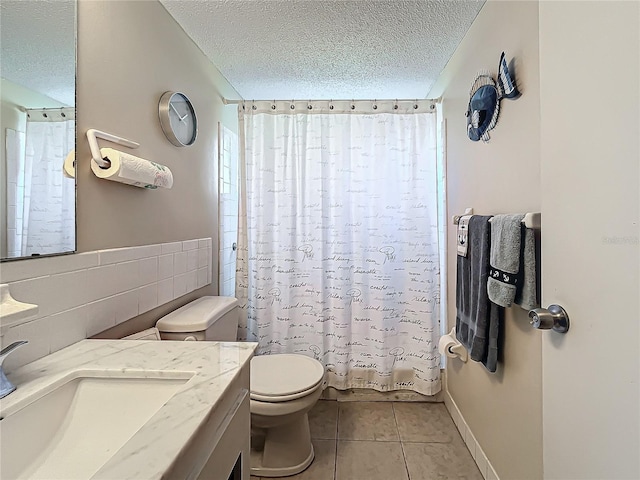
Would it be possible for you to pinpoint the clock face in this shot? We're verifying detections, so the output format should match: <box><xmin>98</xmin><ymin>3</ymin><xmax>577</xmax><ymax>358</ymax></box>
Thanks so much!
<box><xmin>159</xmin><ymin>91</ymin><xmax>198</xmax><ymax>146</ymax></box>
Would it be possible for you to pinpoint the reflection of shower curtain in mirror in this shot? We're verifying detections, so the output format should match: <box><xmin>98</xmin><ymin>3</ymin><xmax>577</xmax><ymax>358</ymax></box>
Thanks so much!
<box><xmin>236</xmin><ymin>101</ymin><xmax>442</xmax><ymax>395</ymax></box>
<box><xmin>6</xmin><ymin>119</ymin><xmax>75</xmax><ymax>256</ymax></box>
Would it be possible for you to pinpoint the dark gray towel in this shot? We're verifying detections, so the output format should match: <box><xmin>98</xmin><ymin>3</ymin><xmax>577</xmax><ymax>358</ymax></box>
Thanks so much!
<box><xmin>456</xmin><ymin>215</ymin><xmax>502</xmax><ymax>373</ymax></box>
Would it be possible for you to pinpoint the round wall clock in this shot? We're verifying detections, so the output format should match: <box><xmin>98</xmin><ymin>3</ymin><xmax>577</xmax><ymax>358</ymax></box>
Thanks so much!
<box><xmin>158</xmin><ymin>91</ymin><xmax>198</xmax><ymax>147</ymax></box>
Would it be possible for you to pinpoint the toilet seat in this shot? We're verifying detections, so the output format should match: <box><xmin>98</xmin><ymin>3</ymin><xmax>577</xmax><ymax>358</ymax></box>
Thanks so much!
<box><xmin>250</xmin><ymin>354</ymin><xmax>324</xmax><ymax>402</ymax></box>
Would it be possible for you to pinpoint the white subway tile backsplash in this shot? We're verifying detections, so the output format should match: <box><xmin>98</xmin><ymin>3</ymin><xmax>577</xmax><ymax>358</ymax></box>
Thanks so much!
<box><xmin>186</xmin><ymin>271</ymin><xmax>197</xmax><ymax>293</ymax></box>
<box><xmin>115</xmin><ymin>260</ymin><xmax>140</xmax><ymax>293</ymax></box>
<box><xmin>174</xmin><ymin>252</ymin><xmax>187</xmax><ymax>275</ymax></box>
<box><xmin>0</xmin><ymin>252</ymin><xmax>98</xmax><ymax>283</ymax></box>
<box><xmin>114</xmin><ymin>290</ymin><xmax>138</xmax><ymax>324</ymax></box>
<box><xmin>157</xmin><ymin>278</ymin><xmax>173</xmax><ymax>306</ymax></box>
<box><xmin>173</xmin><ymin>274</ymin><xmax>187</xmax><ymax>298</ymax></box>
<box><xmin>1</xmin><ymin>318</ymin><xmax>51</xmax><ymax>370</ymax></box>
<box><xmin>197</xmin><ymin>268</ymin><xmax>208</xmax><ymax>289</ymax></box>
<box><xmin>182</xmin><ymin>239</ymin><xmax>199</xmax><ymax>251</ymax></box>
<box><xmin>158</xmin><ymin>254</ymin><xmax>174</xmax><ymax>280</ymax></box>
<box><xmin>161</xmin><ymin>242</ymin><xmax>182</xmax><ymax>254</ymax></box>
<box><xmin>98</xmin><ymin>247</ymin><xmax>140</xmax><ymax>265</ymax></box>
<box><xmin>0</xmin><ymin>238</ymin><xmax>212</xmax><ymax>369</ymax></box>
<box><xmin>138</xmin><ymin>283</ymin><xmax>159</xmax><ymax>314</ymax></box>
<box><xmin>137</xmin><ymin>244</ymin><xmax>162</xmax><ymax>259</ymax></box>
<box><xmin>6</xmin><ymin>275</ymin><xmax>52</xmax><ymax>320</ymax></box>
<box><xmin>139</xmin><ymin>257</ymin><xmax>159</xmax><ymax>286</ymax></box>
<box><xmin>85</xmin><ymin>297</ymin><xmax>117</xmax><ymax>337</ymax></box>
<box><xmin>198</xmin><ymin>248</ymin><xmax>208</xmax><ymax>268</ymax></box>
<box><xmin>49</xmin><ymin>306</ymin><xmax>88</xmax><ymax>353</ymax></box>
<box><xmin>10</xmin><ymin>270</ymin><xmax>89</xmax><ymax>320</ymax></box>
<box><xmin>187</xmin><ymin>250</ymin><xmax>198</xmax><ymax>272</ymax></box>
<box><xmin>52</xmin><ymin>270</ymin><xmax>92</xmax><ymax>312</ymax></box>
<box><xmin>98</xmin><ymin>245</ymin><xmax>161</xmax><ymax>265</ymax></box>
<box><xmin>86</xmin><ymin>264</ymin><xmax>119</xmax><ymax>302</ymax></box>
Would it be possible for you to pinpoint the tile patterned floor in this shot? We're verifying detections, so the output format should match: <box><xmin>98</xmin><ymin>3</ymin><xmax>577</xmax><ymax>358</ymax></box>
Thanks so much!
<box><xmin>250</xmin><ymin>401</ymin><xmax>482</xmax><ymax>480</ymax></box>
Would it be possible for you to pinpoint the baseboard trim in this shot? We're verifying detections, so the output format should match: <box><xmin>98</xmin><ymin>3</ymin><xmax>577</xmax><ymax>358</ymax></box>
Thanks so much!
<box><xmin>443</xmin><ymin>390</ymin><xmax>500</xmax><ymax>480</ymax></box>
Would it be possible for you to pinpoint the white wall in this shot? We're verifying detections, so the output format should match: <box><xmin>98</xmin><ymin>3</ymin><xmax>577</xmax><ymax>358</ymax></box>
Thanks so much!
<box><xmin>429</xmin><ymin>1</ymin><xmax>543</xmax><ymax>478</ymax></box>
<box><xmin>1</xmin><ymin>0</ymin><xmax>242</xmax><ymax>360</ymax></box>
<box><xmin>539</xmin><ymin>2</ymin><xmax>640</xmax><ymax>478</ymax></box>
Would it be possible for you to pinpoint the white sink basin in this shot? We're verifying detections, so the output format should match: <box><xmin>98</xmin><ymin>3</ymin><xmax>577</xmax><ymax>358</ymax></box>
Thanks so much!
<box><xmin>0</xmin><ymin>371</ymin><xmax>191</xmax><ymax>480</ymax></box>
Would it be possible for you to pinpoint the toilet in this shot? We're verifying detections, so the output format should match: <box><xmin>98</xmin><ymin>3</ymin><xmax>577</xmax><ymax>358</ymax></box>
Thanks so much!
<box><xmin>154</xmin><ymin>296</ymin><xmax>325</xmax><ymax>478</ymax></box>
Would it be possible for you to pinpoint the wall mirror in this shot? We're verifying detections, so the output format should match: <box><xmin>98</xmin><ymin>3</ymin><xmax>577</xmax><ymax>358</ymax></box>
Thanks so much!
<box><xmin>0</xmin><ymin>0</ymin><xmax>76</xmax><ymax>261</ymax></box>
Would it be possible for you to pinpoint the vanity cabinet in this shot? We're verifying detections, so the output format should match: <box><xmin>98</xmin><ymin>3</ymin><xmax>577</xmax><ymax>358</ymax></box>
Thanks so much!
<box><xmin>0</xmin><ymin>340</ymin><xmax>256</xmax><ymax>480</ymax></box>
<box><xmin>165</xmin><ymin>363</ymin><xmax>251</xmax><ymax>480</ymax></box>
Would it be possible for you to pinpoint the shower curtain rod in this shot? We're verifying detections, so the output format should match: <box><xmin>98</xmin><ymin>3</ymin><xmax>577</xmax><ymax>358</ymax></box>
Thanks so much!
<box><xmin>20</xmin><ymin>106</ymin><xmax>75</xmax><ymax>113</ymax></box>
<box><xmin>222</xmin><ymin>97</ymin><xmax>440</xmax><ymax>105</ymax></box>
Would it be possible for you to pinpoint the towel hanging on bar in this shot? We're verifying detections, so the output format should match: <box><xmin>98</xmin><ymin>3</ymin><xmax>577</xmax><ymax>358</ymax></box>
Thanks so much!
<box><xmin>453</xmin><ymin>209</ymin><xmax>541</xmax><ymax>229</ymax></box>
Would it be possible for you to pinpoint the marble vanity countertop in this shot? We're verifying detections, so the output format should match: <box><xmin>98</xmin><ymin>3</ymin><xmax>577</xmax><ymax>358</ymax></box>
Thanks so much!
<box><xmin>2</xmin><ymin>339</ymin><xmax>257</xmax><ymax>479</ymax></box>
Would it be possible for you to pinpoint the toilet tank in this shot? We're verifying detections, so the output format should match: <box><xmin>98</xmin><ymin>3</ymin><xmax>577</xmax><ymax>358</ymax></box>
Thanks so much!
<box><xmin>155</xmin><ymin>296</ymin><xmax>239</xmax><ymax>341</ymax></box>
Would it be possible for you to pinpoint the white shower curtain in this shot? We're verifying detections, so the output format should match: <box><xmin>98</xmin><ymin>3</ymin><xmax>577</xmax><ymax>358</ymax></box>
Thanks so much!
<box><xmin>14</xmin><ymin>115</ymin><xmax>75</xmax><ymax>256</ymax></box>
<box><xmin>236</xmin><ymin>100</ymin><xmax>442</xmax><ymax>395</ymax></box>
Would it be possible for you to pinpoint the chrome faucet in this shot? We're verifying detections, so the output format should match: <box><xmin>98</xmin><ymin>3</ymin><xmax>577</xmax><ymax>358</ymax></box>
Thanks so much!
<box><xmin>0</xmin><ymin>341</ymin><xmax>28</xmax><ymax>398</ymax></box>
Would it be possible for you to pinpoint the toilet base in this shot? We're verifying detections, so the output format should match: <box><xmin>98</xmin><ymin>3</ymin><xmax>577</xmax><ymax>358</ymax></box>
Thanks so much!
<box><xmin>250</xmin><ymin>413</ymin><xmax>315</xmax><ymax>477</ymax></box>
<box><xmin>250</xmin><ymin>443</ymin><xmax>314</xmax><ymax>477</ymax></box>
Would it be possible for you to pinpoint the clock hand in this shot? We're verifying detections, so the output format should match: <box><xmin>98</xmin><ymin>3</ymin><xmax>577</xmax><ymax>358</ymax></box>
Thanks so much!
<box><xmin>170</xmin><ymin>103</ymin><xmax>185</xmax><ymax>123</ymax></box>
<box><xmin>180</xmin><ymin>112</ymin><xmax>189</xmax><ymax>121</ymax></box>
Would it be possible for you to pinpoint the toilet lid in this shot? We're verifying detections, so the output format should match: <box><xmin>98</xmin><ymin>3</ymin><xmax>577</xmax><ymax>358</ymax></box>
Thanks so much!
<box><xmin>250</xmin><ymin>354</ymin><xmax>324</xmax><ymax>401</ymax></box>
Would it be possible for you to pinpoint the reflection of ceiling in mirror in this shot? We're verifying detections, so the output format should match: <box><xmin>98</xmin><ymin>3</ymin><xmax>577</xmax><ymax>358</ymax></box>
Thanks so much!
<box><xmin>0</xmin><ymin>0</ymin><xmax>75</xmax><ymax>107</ymax></box>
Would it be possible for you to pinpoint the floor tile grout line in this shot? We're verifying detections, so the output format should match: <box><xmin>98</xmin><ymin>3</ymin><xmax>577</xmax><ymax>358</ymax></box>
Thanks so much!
<box><xmin>393</xmin><ymin>402</ymin><xmax>412</xmax><ymax>480</ymax></box>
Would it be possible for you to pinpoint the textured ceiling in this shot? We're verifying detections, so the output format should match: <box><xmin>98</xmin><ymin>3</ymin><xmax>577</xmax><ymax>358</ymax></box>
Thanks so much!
<box><xmin>160</xmin><ymin>0</ymin><xmax>485</xmax><ymax>100</ymax></box>
<box><xmin>0</xmin><ymin>0</ymin><xmax>76</xmax><ymax>106</ymax></box>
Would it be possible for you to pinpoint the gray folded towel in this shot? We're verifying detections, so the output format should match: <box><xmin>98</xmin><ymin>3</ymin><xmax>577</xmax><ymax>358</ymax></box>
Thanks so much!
<box><xmin>456</xmin><ymin>215</ymin><xmax>502</xmax><ymax>373</ymax></box>
<box><xmin>487</xmin><ymin>214</ymin><xmax>537</xmax><ymax>310</ymax></box>
<box><xmin>515</xmin><ymin>227</ymin><xmax>537</xmax><ymax>310</ymax></box>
